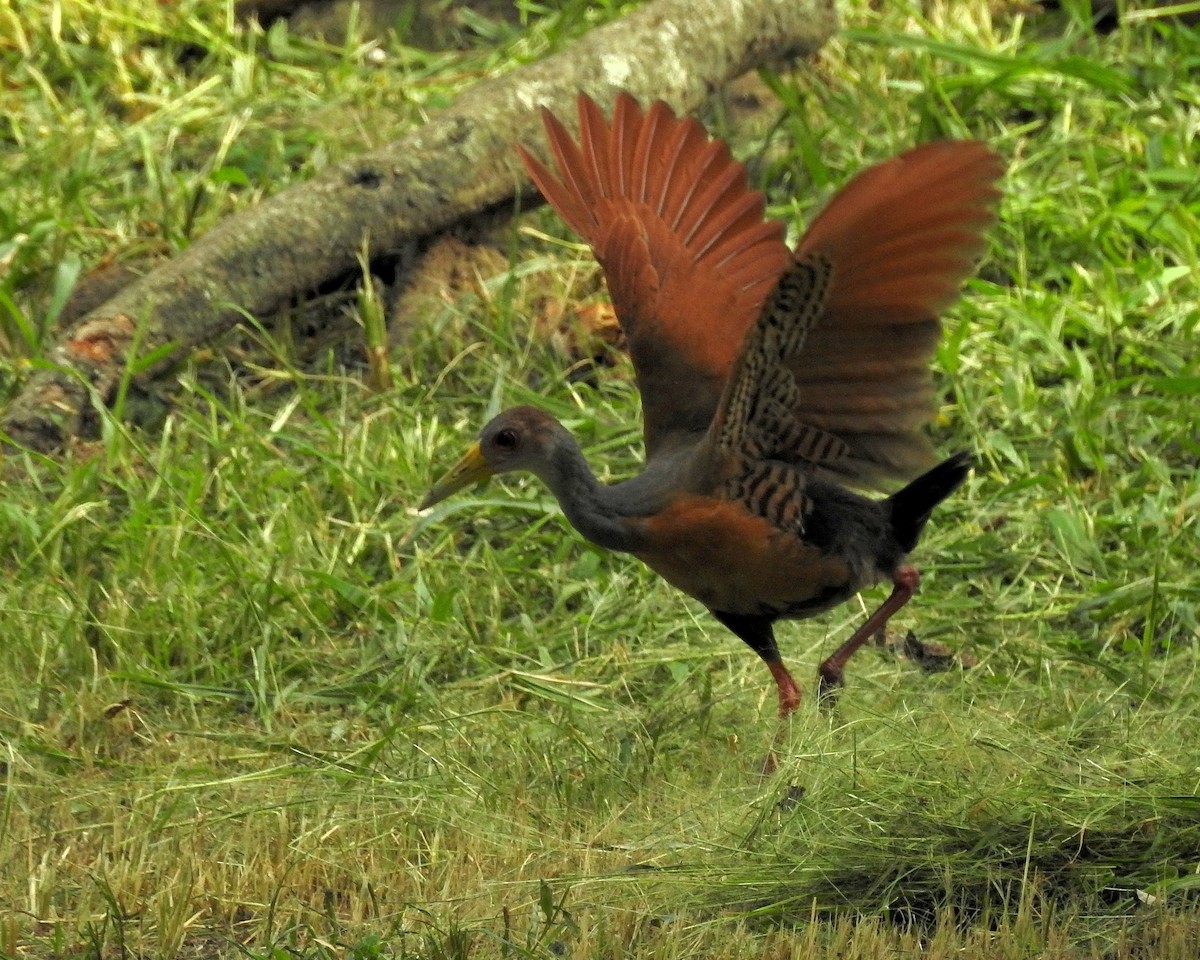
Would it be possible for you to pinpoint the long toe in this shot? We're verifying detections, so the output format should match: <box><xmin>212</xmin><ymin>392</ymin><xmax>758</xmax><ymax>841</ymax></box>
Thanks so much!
<box><xmin>816</xmin><ymin>663</ymin><xmax>844</xmax><ymax>710</ymax></box>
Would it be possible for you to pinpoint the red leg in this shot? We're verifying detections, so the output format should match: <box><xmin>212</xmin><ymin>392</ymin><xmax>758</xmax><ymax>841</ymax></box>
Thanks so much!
<box><xmin>767</xmin><ymin>659</ymin><xmax>803</xmax><ymax>718</ymax></box>
<box><xmin>707</xmin><ymin>611</ymin><xmax>803</xmax><ymax>774</ymax></box>
<box><xmin>761</xmin><ymin>660</ymin><xmax>804</xmax><ymax>775</ymax></box>
<box><xmin>818</xmin><ymin>565</ymin><xmax>920</xmax><ymax>702</ymax></box>
<box><xmin>710</xmin><ymin>610</ymin><xmax>803</xmax><ymax>718</ymax></box>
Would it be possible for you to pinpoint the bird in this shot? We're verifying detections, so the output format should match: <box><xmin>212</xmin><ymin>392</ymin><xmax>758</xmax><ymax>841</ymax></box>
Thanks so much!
<box><xmin>420</xmin><ymin>92</ymin><xmax>1001</xmax><ymax>719</ymax></box>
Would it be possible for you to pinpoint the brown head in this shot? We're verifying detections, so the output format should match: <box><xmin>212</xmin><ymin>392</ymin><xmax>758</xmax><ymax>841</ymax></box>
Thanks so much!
<box><xmin>418</xmin><ymin>406</ymin><xmax>569</xmax><ymax>510</ymax></box>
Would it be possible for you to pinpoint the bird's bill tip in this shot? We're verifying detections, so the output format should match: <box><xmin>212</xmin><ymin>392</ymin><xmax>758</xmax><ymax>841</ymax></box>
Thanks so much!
<box><xmin>418</xmin><ymin>443</ymin><xmax>493</xmax><ymax>510</ymax></box>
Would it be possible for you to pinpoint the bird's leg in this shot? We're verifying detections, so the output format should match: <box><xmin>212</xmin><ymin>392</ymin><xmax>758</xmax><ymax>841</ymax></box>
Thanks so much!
<box><xmin>711</xmin><ymin>611</ymin><xmax>802</xmax><ymax>718</ymax></box>
<box><xmin>711</xmin><ymin>611</ymin><xmax>803</xmax><ymax>774</ymax></box>
<box><xmin>818</xmin><ymin>564</ymin><xmax>920</xmax><ymax>704</ymax></box>
<box><xmin>766</xmin><ymin>660</ymin><xmax>803</xmax><ymax>719</ymax></box>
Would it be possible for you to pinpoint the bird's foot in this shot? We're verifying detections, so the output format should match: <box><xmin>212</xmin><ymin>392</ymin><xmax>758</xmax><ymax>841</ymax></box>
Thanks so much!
<box><xmin>816</xmin><ymin>664</ymin><xmax>844</xmax><ymax>711</ymax></box>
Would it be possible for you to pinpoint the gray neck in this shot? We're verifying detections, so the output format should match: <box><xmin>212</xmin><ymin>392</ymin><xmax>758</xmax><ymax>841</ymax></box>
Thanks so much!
<box><xmin>537</xmin><ymin>438</ymin><xmax>648</xmax><ymax>554</ymax></box>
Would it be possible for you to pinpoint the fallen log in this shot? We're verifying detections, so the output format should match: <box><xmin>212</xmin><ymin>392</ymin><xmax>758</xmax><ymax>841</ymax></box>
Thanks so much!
<box><xmin>2</xmin><ymin>0</ymin><xmax>837</xmax><ymax>454</ymax></box>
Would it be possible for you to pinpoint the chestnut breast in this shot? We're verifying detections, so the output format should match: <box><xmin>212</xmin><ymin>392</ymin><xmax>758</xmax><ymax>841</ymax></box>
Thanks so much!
<box><xmin>630</xmin><ymin>495</ymin><xmax>865</xmax><ymax>618</ymax></box>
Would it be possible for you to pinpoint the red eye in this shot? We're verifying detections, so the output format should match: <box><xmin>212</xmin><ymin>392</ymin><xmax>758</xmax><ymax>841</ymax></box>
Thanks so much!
<box><xmin>494</xmin><ymin>428</ymin><xmax>519</xmax><ymax>450</ymax></box>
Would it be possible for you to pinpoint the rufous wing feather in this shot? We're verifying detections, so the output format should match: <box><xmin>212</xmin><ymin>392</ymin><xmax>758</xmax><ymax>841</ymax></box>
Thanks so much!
<box><xmin>516</xmin><ymin>92</ymin><xmax>791</xmax><ymax>456</ymax></box>
<box><xmin>789</xmin><ymin>141</ymin><xmax>1003</xmax><ymax>485</ymax></box>
<box><xmin>518</xmin><ymin>95</ymin><xmax>1001</xmax><ymax>484</ymax></box>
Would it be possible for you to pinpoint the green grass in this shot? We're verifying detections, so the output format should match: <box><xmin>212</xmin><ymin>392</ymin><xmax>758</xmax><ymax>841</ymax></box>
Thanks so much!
<box><xmin>2</xmin><ymin>0</ymin><xmax>1199</xmax><ymax>957</ymax></box>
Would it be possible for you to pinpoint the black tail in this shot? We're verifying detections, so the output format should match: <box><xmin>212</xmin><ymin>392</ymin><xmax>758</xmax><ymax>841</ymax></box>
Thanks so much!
<box><xmin>887</xmin><ymin>451</ymin><xmax>973</xmax><ymax>553</ymax></box>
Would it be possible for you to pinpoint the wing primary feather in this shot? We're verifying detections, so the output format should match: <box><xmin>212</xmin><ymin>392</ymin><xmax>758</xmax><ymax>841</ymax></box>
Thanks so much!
<box><xmin>640</xmin><ymin>101</ymin><xmax>679</xmax><ymax>211</ymax></box>
<box><xmin>517</xmin><ymin>142</ymin><xmax>591</xmax><ymax>239</ymax></box>
<box><xmin>661</xmin><ymin>141</ymin><xmax>729</xmax><ymax>232</ymax></box>
<box><xmin>677</xmin><ymin>151</ymin><xmax>745</xmax><ymax>244</ymax></box>
<box><xmin>689</xmin><ymin>191</ymin><xmax>771</xmax><ymax>262</ymax></box>
<box><xmin>653</xmin><ymin>118</ymin><xmax>708</xmax><ymax>221</ymax></box>
<box><xmin>540</xmin><ymin>109</ymin><xmax>601</xmax><ymax>239</ymax></box>
<box><xmin>631</xmin><ymin>100</ymin><xmax>668</xmax><ymax>205</ymax></box>
<box><xmin>577</xmin><ymin>94</ymin><xmax>613</xmax><ymax>207</ymax></box>
<box><xmin>609</xmin><ymin>92</ymin><xmax>642</xmax><ymax>198</ymax></box>
<box><xmin>543</xmin><ymin>107</ymin><xmax>592</xmax><ymax>209</ymax></box>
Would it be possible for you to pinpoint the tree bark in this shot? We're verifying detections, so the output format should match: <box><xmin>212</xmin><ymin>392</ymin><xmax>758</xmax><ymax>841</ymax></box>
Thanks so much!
<box><xmin>2</xmin><ymin>0</ymin><xmax>838</xmax><ymax>455</ymax></box>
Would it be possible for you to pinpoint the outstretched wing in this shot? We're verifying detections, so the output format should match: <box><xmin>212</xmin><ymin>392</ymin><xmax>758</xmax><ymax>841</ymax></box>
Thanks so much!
<box><xmin>516</xmin><ymin>92</ymin><xmax>792</xmax><ymax>457</ymax></box>
<box><xmin>707</xmin><ymin>141</ymin><xmax>1002</xmax><ymax>492</ymax></box>
<box><xmin>787</xmin><ymin>141</ymin><xmax>1003</xmax><ymax>486</ymax></box>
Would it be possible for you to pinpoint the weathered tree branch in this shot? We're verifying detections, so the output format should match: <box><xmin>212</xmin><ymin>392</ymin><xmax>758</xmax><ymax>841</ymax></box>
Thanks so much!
<box><xmin>2</xmin><ymin>0</ymin><xmax>837</xmax><ymax>454</ymax></box>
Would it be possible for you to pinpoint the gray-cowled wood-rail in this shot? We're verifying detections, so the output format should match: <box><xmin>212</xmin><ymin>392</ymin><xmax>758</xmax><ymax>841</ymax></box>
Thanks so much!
<box><xmin>421</xmin><ymin>92</ymin><xmax>1001</xmax><ymax>718</ymax></box>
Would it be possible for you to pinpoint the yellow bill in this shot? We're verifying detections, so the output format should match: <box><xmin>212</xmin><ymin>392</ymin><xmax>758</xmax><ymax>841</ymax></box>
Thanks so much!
<box><xmin>419</xmin><ymin>443</ymin><xmax>494</xmax><ymax>510</ymax></box>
